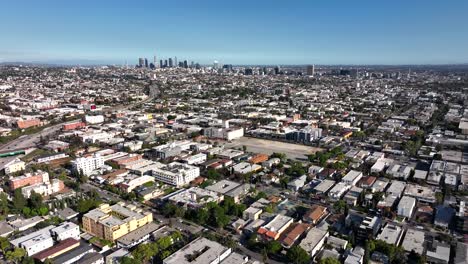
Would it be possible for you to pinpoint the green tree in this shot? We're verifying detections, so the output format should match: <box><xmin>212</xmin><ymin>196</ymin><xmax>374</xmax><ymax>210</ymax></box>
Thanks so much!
<box><xmin>286</xmin><ymin>245</ymin><xmax>310</xmax><ymax>264</ymax></box>
<box><xmin>320</xmin><ymin>257</ymin><xmax>341</xmax><ymax>264</ymax></box>
<box><xmin>21</xmin><ymin>256</ymin><xmax>35</xmax><ymax>264</ymax></box>
<box><xmin>13</xmin><ymin>189</ymin><xmax>27</xmax><ymax>212</ymax></box>
<box><xmin>0</xmin><ymin>192</ymin><xmax>9</xmax><ymax>216</ymax></box>
<box><xmin>5</xmin><ymin>247</ymin><xmax>26</xmax><ymax>263</ymax></box>
<box><xmin>156</xmin><ymin>236</ymin><xmax>173</xmax><ymax>250</ymax></box>
<box><xmin>266</xmin><ymin>240</ymin><xmax>282</xmax><ymax>255</ymax></box>
<box><xmin>120</xmin><ymin>256</ymin><xmax>139</xmax><ymax>264</ymax></box>
<box><xmin>0</xmin><ymin>236</ymin><xmax>10</xmax><ymax>252</ymax></box>
<box><xmin>28</xmin><ymin>191</ymin><xmax>44</xmax><ymax>208</ymax></box>
<box><xmin>132</xmin><ymin>243</ymin><xmax>158</xmax><ymax>263</ymax></box>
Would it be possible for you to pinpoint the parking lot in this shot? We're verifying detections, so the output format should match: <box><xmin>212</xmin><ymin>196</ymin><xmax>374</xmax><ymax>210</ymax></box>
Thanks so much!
<box><xmin>225</xmin><ymin>136</ymin><xmax>323</xmax><ymax>160</ymax></box>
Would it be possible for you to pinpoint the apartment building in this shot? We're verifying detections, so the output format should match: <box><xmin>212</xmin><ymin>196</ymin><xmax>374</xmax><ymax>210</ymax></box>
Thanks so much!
<box><xmin>71</xmin><ymin>154</ymin><xmax>104</xmax><ymax>176</ymax></box>
<box><xmin>22</xmin><ymin>179</ymin><xmax>65</xmax><ymax>198</ymax></box>
<box><xmin>152</xmin><ymin>162</ymin><xmax>200</xmax><ymax>187</ymax></box>
<box><xmin>82</xmin><ymin>203</ymin><xmax>153</xmax><ymax>241</ymax></box>
<box><xmin>9</xmin><ymin>170</ymin><xmax>49</xmax><ymax>190</ymax></box>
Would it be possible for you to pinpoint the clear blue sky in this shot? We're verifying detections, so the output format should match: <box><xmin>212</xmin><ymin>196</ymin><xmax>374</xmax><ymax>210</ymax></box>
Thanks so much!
<box><xmin>1</xmin><ymin>0</ymin><xmax>467</xmax><ymax>65</ymax></box>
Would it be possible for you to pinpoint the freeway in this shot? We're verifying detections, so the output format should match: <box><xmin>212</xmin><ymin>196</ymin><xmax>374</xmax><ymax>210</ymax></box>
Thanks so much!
<box><xmin>0</xmin><ymin>122</ymin><xmax>69</xmax><ymax>152</ymax></box>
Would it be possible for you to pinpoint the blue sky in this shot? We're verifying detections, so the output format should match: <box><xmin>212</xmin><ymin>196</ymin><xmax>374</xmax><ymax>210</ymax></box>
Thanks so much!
<box><xmin>1</xmin><ymin>0</ymin><xmax>467</xmax><ymax>65</ymax></box>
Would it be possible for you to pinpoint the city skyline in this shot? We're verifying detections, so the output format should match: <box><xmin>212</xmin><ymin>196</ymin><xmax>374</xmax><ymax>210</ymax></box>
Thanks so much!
<box><xmin>1</xmin><ymin>1</ymin><xmax>468</xmax><ymax>65</ymax></box>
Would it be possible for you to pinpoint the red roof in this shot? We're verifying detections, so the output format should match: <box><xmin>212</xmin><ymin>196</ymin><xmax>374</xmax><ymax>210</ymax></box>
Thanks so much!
<box><xmin>33</xmin><ymin>238</ymin><xmax>79</xmax><ymax>260</ymax></box>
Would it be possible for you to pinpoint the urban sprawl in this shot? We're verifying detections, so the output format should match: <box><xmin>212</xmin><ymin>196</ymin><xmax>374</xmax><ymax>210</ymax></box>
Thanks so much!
<box><xmin>0</xmin><ymin>62</ymin><xmax>467</xmax><ymax>264</ymax></box>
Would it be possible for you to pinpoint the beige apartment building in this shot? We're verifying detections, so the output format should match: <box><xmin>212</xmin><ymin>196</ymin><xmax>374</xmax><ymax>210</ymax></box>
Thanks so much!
<box><xmin>82</xmin><ymin>202</ymin><xmax>153</xmax><ymax>241</ymax></box>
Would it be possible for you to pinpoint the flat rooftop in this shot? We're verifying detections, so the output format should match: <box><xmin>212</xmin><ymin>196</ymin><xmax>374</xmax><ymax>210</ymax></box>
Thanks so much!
<box><xmin>401</xmin><ymin>229</ymin><xmax>425</xmax><ymax>254</ymax></box>
<box><xmin>377</xmin><ymin>223</ymin><xmax>403</xmax><ymax>245</ymax></box>
<box><xmin>163</xmin><ymin>237</ymin><xmax>230</xmax><ymax>264</ymax></box>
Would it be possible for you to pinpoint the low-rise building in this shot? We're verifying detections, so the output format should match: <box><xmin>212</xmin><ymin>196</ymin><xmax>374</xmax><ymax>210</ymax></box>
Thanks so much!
<box><xmin>163</xmin><ymin>237</ymin><xmax>247</xmax><ymax>264</ymax></box>
<box><xmin>342</xmin><ymin>170</ymin><xmax>363</xmax><ymax>186</ymax></box>
<box><xmin>299</xmin><ymin>227</ymin><xmax>329</xmax><ymax>258</ymax></box>
<box><xmin>165</xmin><ymin>187</ymin><xmax>223</xmax><ymax>208</ymax></box>
<box><xmin>10</xmin><ymin>226</ymin><xmax>55</xmax><ymax>256</ymax></box>
<box><xmin>3</xmin><ymin>158</ymin><xmax>25</xmax><ymax>174</ymax></box>
<box><xmin>206</xmin><ymin>179</ymin><xmax>250</xmax><ymax>203</ymax></box>
<box><xmin>397</xmin><ymin>196</ymin><xmax>416</xmax><ymax>218</ymax></box>
<box><xmin>9</xmin><ymin>170</ymin><xmax>49</xmax><ymax>190</ymax></box>
<box><xmin>328</xmin><ymin>182</ymin><xmax>351</xmax><ymax>200</ymax></box>
<box><xmin>51</xmin><ymin>222</ymin><xmax>80</xmax><ymax>241</ymax></box>
<box><xmin>257</xmin><ymin>214</ymin><xmax>294</xmax><ymax>241</ymax></box>
<box><xmin>377</xmin><ymin>223</ymin><xmax>403</xmax><ymax>245</ymax></box>
<box><xmin>401</xmin><ymin>229</ymin><xmax>424</xmax><ymax>254</ymax></box>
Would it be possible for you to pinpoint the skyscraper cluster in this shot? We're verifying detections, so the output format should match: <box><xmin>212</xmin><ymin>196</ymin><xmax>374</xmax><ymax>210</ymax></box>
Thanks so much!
<box><xmin>137</xmin><ymin>55</ymin><xmax>200</xmax><ymax>69</ymax></box>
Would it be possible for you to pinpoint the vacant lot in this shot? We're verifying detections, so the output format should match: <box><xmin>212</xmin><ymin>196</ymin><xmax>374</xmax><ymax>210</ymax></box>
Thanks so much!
<box><xmin>225</xmin><ymin>137</ymin><xmax>323</xmax><ymax>160</ymax></box>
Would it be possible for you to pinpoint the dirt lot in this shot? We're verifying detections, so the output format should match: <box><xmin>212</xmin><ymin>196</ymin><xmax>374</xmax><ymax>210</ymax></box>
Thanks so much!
<box><xmin>225</xmin><ymin>137</ymin><xmax>323</xmax><ymax>160</ymax></box>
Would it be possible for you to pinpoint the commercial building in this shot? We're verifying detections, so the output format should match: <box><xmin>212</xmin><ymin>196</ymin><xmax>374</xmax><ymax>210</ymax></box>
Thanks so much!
<box><xmin>71</xmin><ymin>154</ymin><xmax>104</xmax><ymax>176</ymax></box>
<box><xmin>153</xmin><ymin>162</ymin><xmax>200</xmax><ymax>187</ymax></box>
<box><xmin>163</xmin><ymin>237</ymin><xmax>248</xmax><ymax>264</ymax></box>
<box><xmin>82</xmin><ymin>203</ymin><xmax>153</xmax><ymax>241</ymax></box>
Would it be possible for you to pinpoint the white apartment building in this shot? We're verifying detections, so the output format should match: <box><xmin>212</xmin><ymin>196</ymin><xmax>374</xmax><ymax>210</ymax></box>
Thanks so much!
<box><xmin>71</xmin><ymin>154</ymin><xmax>104</xmax><ymax>176</ymax></box>
<box><xmin>342</xmin><ymin>170</ymin><xmax>363</xmax><ymax>186</ymax></box>
<box><xmin>397</xmin><ymin>196</ymin><xmax>416</xmax><ymax>218</ymax></box>
<box><xmin>182</xmin><ymin>153</ymin><xmax>207</xmax><ymax>165</ymax></box>
<box><xmin>84</xmin><ymin>115</ymin><xmax>104</xmax><ymax>124</ymax></box>
<box><xmin>121</xmin><ymin>175</ymin><xmax>155</xmax><ymax>193</ymax></box>
<box><xmin>10</xmin><ymin>226</ymin><xmax>55</xmax><ymax>256</ymax></box>
<box><xmin>152</xmin><ymin>162</ymin><xmax>200</xmax><ymax>187</ymax></box>
<box><xmin>328</xmin><ymin>182</ymin><xmax>351</xmax><ymax>200</ymax></box>
<box><xmin>21</xmin><ymin>179</ymin><xmax>64</xmax><ymax>198</ymax></box>
<box><xmin>3</xmin><ymin>158</ymin><xmax>25</xmax><ymax>174</ymax></box>
<box><xmin>51</xmin><ymin>222</ymin><xmax>80</xmax><ymax>241</ymax></box>
<box><xmin>203</xmin><ymin>127</ymin><xmax>244</xmax><ymax>141</ymax></box>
